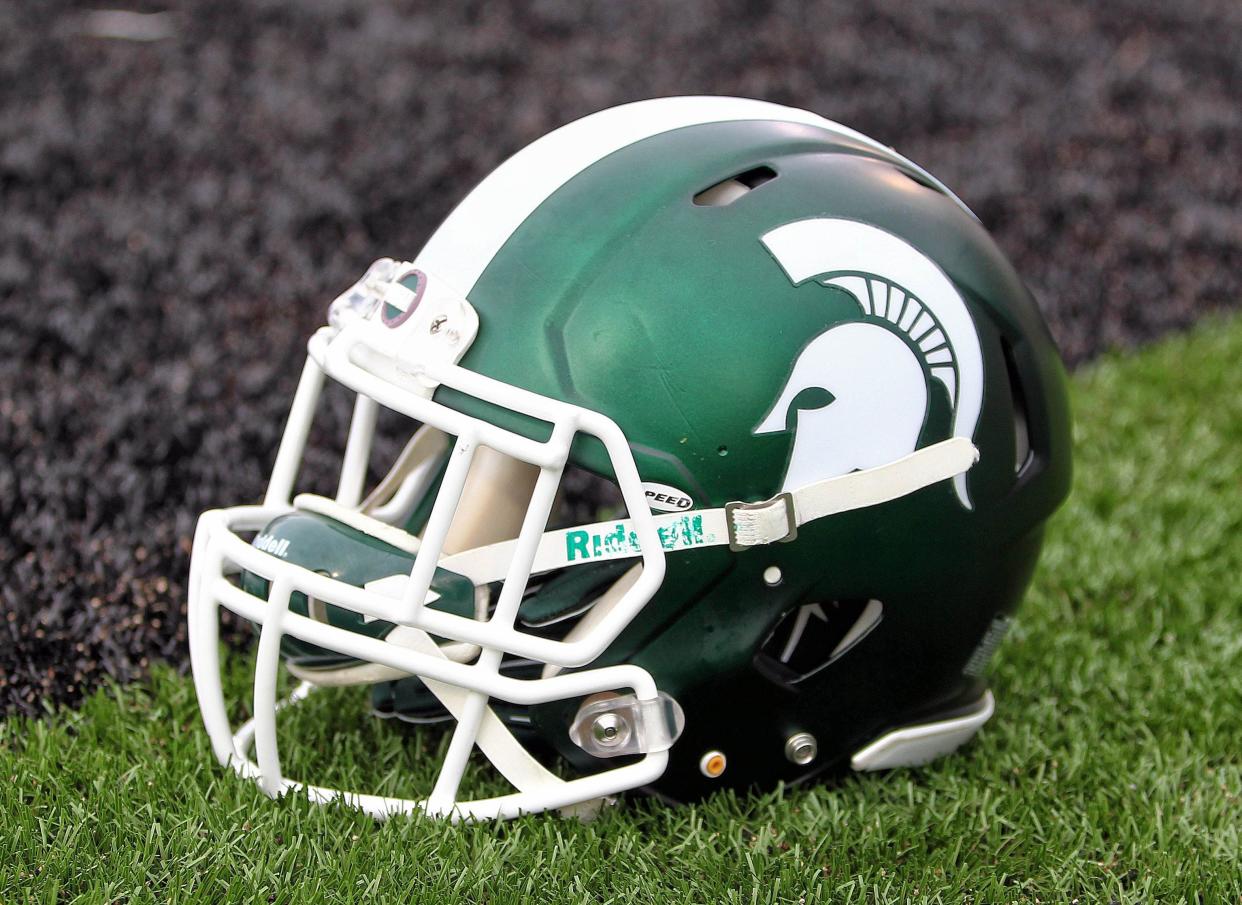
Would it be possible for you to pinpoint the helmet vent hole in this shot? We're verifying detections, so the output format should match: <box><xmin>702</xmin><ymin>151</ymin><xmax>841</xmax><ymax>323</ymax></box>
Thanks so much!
<box><xmin>755</xmin><ymin>598</ymin><xmax>884</xmax><ymax>686</ymax></box>
<box><xmin>1001</xmin><ymin>336</ymin><xmax>1033</xmax><ymax>476</ymax></box>
<box><xmin>693</xmin><ymin>165</ymin><xmax>777</xmax><ymax>206</ymax></box>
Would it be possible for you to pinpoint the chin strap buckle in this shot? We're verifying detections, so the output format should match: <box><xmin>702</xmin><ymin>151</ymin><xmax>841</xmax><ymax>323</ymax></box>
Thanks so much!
<box><xmin>725</xmin><ymin>491</ymin><xmax>799</xmax><ymax>551</ymax></box>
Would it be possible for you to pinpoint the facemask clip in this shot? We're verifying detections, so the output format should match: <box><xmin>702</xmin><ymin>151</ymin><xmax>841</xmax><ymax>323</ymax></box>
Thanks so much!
<box><xmin>568</xmin><ymin>691</ymin><xmax>685</xmax><ymax>758</ymax></box>
<box><xmin>327</xmin><ymin>258</ymin><xmax>418</xmax><ymax>331</ymax></box>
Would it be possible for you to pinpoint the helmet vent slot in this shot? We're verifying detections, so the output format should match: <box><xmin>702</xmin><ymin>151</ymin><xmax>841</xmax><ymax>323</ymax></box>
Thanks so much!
<box><xmin>1001</xmin><ymin>336</ymin><xmax>1033</xmax><ymax>476</ymax></box>
<box><xmin>693</xmin><ymin>165</ymin><xmax>777</xmax><ymax>206</ymax></box>
<box><xmin>755</xmin><ymin>598</ymin><xmax>884</xmax><ymax>686</ymax></box>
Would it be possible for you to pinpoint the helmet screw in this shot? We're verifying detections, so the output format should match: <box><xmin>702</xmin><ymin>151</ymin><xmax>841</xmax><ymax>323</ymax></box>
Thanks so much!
<box><xmin>591</xmin><ymin>712</ymin><xmax>628</xmax><ymax>748</ymax></box>
<box><xmin>699</xmin><ymin>750</ymin><xmax>727</xmax><ymax>778</ymax></box>
<box><xmin>784</xmin><ymin>732</ymin><xmax>818</xmax><ymax>765</ymax></box>
<box><xmin>429</xmin><ymin>315</ymin><xmax>448</xmax><ymax>334</ymax></box>
<box><xmin>763</xmin><ymin>565</ymin><xmax>783</xmax><ymax>587</ymax></box>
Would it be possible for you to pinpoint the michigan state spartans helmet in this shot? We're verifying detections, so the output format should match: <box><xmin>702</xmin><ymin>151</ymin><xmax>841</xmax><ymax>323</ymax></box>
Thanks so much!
<box><xmin>188</xmin><ymin>96</ymin><xmax>1071</xmax><ymax>819</ymax></box>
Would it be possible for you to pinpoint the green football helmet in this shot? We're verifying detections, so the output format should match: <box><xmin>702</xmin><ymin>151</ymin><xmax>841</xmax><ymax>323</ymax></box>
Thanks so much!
<box><xmin>188</xmin><ymin>96</ymin><xmax>1071</xmax><ymax>819</ymax></box>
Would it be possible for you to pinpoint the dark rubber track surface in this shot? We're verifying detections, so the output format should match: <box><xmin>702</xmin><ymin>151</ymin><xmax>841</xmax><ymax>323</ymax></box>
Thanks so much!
<box><xmin>2</xmin><ymin>1</ymin><xmax>1239</xmax><ymax>715</ymax></box>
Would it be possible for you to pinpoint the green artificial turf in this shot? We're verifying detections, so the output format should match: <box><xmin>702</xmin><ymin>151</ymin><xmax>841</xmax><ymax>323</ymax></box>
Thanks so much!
<box><xmin>3</xmin><ymin>317</ymin><xmax>1241</xmax><ymax>904</ymax></box>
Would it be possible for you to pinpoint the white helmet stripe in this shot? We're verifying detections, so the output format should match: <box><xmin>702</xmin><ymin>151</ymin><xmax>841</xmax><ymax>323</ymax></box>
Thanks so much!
<box><xmin>413</xmin><ymin>97</ymin><xmax>973</xmax><ymax>295</ymax></box>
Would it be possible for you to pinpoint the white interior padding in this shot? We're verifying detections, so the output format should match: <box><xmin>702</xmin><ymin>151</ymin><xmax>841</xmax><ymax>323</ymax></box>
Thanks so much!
<box><xmin>442</xmin><ymin>446</ymin><xmax>541</xmax><ymax>554</ymax></box>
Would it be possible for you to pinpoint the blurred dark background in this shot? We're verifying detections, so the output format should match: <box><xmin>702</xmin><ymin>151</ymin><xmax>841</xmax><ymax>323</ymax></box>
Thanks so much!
<box><xmin>1</xmin><ymin>0</ymin><xmax>1239</xmax><ymax>716</ymax></box>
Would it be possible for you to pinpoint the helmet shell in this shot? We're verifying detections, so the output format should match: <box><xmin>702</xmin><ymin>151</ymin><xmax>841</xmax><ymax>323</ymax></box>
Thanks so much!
<box><xmin>426</xmin><ymin>113</ymin><xmax>1071</xmax><ymax>796</ymax></box>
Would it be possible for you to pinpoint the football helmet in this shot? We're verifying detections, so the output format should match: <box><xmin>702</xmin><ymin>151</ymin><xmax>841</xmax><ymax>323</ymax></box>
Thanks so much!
<box><xmin>188</xmin><ymin>96</ymin><xmax>1071</xmax><ymax>820</ymax></box>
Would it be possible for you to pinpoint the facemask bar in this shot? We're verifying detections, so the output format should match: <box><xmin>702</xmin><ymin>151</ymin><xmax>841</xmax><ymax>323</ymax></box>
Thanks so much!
<box><xmin>189</xmin><ymin>534</ymin><xmax>671</xmax><ymax>818</ymax></box>
<box><xmin>270</xmin><ymin>325</ymin><xmax>668</xmax><ymax>668</ymax></box>
<box><xmin>189</xmin><ymin>311</ymin><xmax>674</xmax><ymax>818</ymax></box>
<box><xmin>359</xmin><ymin>426</ymin><xmax>450</xmax><ymax>525</ymax></box>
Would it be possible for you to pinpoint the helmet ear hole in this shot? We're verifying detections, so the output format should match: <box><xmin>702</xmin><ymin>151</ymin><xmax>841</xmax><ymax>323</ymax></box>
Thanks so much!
<box><xmin>754</xmin><ymin>598</ymin><xmax>884</xmax><ymax>686</ymax></box>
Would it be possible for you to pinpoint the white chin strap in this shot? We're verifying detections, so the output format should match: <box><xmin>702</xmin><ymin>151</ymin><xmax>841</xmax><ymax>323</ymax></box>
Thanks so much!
<box><xmin>440</xmin><ymin>437</ymin><xmax>979</xmax><ymax>586</ymax></box>
<box><xmin>285</xmin><ymin>436</ymin><xmax>977</xmax><ymax>687</ymax></box>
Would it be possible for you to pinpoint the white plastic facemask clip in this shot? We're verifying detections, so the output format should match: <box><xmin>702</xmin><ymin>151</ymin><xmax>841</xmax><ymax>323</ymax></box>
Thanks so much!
<box><xmin>327</xmin><ymin>258</ymin><xmax>415</xmax><ymax>331</ymax></box>
<box><xmin>321</xmin><ymin>259</ymin><xmax>481</xmax><ymax>400</ymax></box>
<box><xmin>568</xmin><ymin>692</ymin><xmax>685</xmax><ymax>759</ymax></box>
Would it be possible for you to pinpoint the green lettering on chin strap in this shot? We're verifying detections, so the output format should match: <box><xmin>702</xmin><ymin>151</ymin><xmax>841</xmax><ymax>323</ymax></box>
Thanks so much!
<box><xmin>564</xmin><ymin>514</ymin><xmax>710</xmax><ymax>565</ymax></box>
<box><xmin>565</xmin><ymin>530</ymin><xmax>590</xmax><ymax>562</ymax></box>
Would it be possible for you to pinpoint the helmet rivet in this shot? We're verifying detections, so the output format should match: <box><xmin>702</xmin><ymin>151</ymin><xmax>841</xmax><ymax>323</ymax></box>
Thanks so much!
<box><xmin>785</xmin><ymin>732</ymin><xmax>818</xmax><ymax>765</ymax></box>
<box><xmin>591</xmin><ymin>712</ymin><xmax>627</xmax><ymax>747</ymax></box>
<box><xmin>429</xmin><ymin>314</ymin><xmax>448</xmax><ymax>334</ymax></box>
<box><xmin>699</xmin><ymin>750</ymin><xmax>727</xmax><ymax>779</ymax></box>
<box><xmin>763</xmin><ymin>566</ymin><xmax>782</xmax><ymax>587</ymax></box>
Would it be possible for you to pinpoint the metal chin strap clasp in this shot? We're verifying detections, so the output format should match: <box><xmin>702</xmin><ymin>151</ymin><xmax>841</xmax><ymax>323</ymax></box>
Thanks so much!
<box><xmin>726</xmin><ymin>491</ymin><xmax>798</xmax><ymax>551</ymax></box>
<box><xmin>568</xmin><ymin>692</ymin><xmax>685</xmax><ymax>759</ymax></box>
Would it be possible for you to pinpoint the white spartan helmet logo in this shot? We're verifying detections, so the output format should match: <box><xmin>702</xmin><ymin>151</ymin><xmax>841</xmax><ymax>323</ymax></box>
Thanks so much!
<box><xmin>755</xmin><ymin>218</ymin><xmax>984</xmax><ymax>508</ymax></box>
